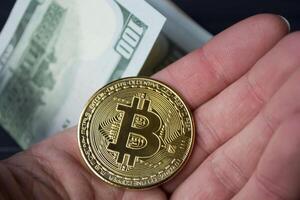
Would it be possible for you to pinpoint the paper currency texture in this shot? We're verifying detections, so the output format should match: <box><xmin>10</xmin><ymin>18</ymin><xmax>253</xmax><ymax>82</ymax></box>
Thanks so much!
<box><xmin>0</xmin><ymin>0</ymin><xmax>165</xmax><ymax>148</ymax></box>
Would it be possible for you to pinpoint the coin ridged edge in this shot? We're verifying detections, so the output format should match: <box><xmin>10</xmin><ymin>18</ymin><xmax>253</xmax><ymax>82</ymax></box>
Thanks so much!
<box><xmin>77</xmin><ymin>77</ymin><xmax>195</xmax><ymax>189</ymax></box>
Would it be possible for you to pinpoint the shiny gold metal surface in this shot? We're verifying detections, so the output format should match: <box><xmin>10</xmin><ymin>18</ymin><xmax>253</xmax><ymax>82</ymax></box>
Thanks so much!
<box><xmin>78</xmin><ymin>77</ymin><xmax>194</xmax><ymax>189</ymax></box>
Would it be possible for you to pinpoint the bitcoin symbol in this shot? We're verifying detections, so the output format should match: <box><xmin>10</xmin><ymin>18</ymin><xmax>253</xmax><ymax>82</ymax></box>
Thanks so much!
<box><xmin>108</xmin><ymin>97</ymin><xmax>161</xmax><ymax>166</ymax></box>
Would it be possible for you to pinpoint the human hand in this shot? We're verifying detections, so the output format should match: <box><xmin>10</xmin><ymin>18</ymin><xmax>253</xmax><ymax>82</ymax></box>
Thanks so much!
<box><xmin>1</xmin><ymin>14</ymin><xmax>299</xmax><ymax>200</ymax></box>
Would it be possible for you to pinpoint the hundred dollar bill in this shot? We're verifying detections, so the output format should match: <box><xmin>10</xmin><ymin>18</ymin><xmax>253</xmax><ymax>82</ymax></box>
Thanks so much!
<box><xmin>0</xmin><ymin>0</ymin><xmax>165</xmax><ymax>148</ymax></box>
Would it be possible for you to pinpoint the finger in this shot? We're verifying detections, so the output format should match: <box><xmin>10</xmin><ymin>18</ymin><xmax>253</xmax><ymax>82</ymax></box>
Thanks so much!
<box><xmin>163</xmin><ymin>30</ymin><xmax>298</xmax><ymax>193</ymax></box>
<box><xmin>194</xmin><ymin>31</ymin><xmax>300</xmax><ymax>153</ymax></box>
<box><xmin>153</xmin><ymin>14</ymin><xmax>289</xmax><ymax>109</ymax></box>
<box><xmin>171</xmin><ymin>64</ymin><xmax>300</xmax><ymax>199</ymax></box>
<box><xmin>232</xmin><ymin>113</ymin><xmax>300</xmax><ymax>200</ymax></box>
<box><xmin>122</xmin><ymin>189</ymin><xmax>167</xmax><ymax>200</ymax></box>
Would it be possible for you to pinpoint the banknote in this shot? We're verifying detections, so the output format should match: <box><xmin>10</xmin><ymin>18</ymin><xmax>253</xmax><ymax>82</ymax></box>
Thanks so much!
<box><xmin>0</xmin><ymin>0</ymin><xmax>165</xmax><ymax>148</ymax></box>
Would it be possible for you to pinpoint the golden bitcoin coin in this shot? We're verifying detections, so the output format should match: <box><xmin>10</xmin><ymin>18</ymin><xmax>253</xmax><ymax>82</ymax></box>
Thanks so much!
<box><xmin>78</xmin><ymin>77</ymin><xmax>194</xmax><ymax>189</ymax></box>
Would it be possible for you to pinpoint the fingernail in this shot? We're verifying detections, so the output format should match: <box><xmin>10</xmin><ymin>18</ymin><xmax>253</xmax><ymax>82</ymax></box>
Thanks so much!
<box><xmin>279</xmin><ymin>15</ymin><xmax>291</xmax><ymax>32</ymax></box>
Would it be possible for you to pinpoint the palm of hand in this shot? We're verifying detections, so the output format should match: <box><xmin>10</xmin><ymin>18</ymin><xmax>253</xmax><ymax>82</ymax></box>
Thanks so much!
<box><xmin>2</xmin><ymin>14</ymin><xmax>300</xmax><ymax>200</ymax></box>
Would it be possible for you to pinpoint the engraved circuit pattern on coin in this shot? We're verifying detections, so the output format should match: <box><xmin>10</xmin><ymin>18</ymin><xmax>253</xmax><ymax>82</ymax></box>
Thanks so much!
<box><xmin>78</xmin><ymin>77</ymin><xmax>194</xmax><ymax>189</ymax></box>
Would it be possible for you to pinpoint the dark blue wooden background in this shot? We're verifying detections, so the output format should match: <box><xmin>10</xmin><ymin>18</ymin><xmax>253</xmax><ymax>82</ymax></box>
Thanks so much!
<box><xmin>0</xmin><ymin>0</ymin><xmax>299</xmax><ymax>160</ymax></box>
